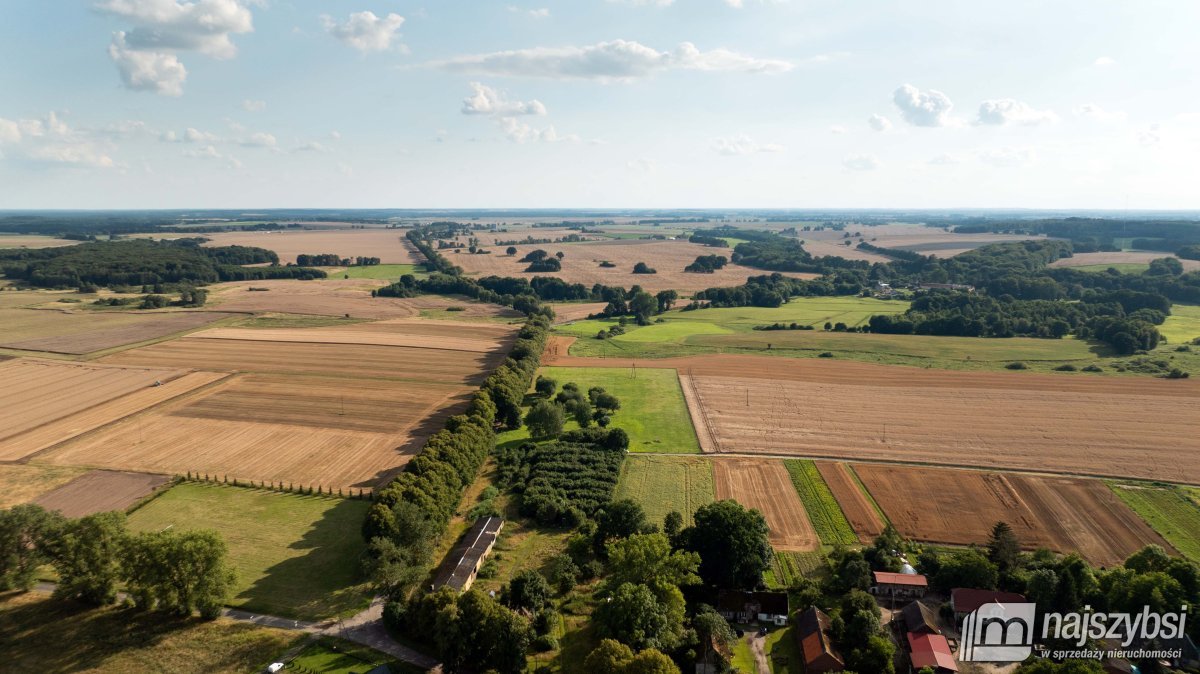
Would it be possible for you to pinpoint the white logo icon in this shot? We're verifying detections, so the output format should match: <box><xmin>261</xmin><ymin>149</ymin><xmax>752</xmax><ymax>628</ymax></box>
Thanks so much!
<box><xmin>960</xmin><ymin>601</ymin><xmax>1037</xmax><ymax>662</ymax></box>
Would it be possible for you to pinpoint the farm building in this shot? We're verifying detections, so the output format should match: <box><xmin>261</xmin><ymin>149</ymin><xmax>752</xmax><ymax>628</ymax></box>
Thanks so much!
<box><xmin>793</xmin><ymin>607</ymin><xmax>844</xmax><ymax>673</ymax></box>
<box><xmin>906</xmin><ymin>632</ymin><xmax>958</xmax><ymax>673</ymax></box>
<box><xmin>716</xmin><ymin>590</ymin><xmax>789</xmax><ymax>626</ymax></box>
<box><xmin>872</xmin><ymin>571</ymin><xmax>928</xmax><ymax>599</ymax></box>
<box><xmin>900</xmin><ymin>600</ymin><xmax>942</xmax><ymax>636</ymax></box>
<box><xmin>433</xmin><ymin>516</ymin><xmax>503</xmax><ymax>592</ymax></box>
<box><xmin>950</xmin><ymin>588</ymin><xmax>1026</xmax><ymax>622</ymax></box>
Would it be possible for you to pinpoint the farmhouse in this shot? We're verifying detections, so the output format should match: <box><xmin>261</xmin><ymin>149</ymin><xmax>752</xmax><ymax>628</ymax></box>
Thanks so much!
<box><xmin>906</xmin><ymin>632</ymin><xmax>958</xmax><ymax>673</ymax></box>
<box><xmin>900</xmin><ymin>600</ymin><xmax>942</xmax><ymax>636</ymax></box>
<box><xmin>715</xmin><ymin>590</ymin><xmax>789</xmax><ymax>626</ymax></box>
<box><xmin>433</xmin><ymin>516</ymin><xmax>503</xmax><ymax>592</ymax></box>
<box><xmin>872</xmin><ymin>571</ymin><xmax>928</xmax><ymax>599</ymax></box>
<box><xmin>793</xmin><ymin>607</ymin><xmax>844</xmax><ymax>673</ymax></box>
<box><xmin>950</xmin><ymin>588</ymin><xmax>1027</xmax><ymax>622</ymax></box>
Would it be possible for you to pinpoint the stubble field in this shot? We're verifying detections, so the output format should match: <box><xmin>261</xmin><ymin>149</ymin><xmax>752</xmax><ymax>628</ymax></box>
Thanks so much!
<box><xmin>446</xmin><ymin>238</ymin><xmax>819</xmax><ymax>294</ymax></box>
<box><xmin>712</xmin><ymin>458</ymin><xmax>819</xmax><ymax>552</ymax></box>
<box><xmin>815</xmin><ymin>461</ymin><xmax>886</xmax><ymax>543</ymax></box>
<box><xmin>0</xmin><ymin>308</ymin><xmax>238</xmax><ymax>354</ymax></box>
<box><xmin>194</xmin><ymin>228</ymin><xmax>423</xmax><ymax>264</ymax></box>
<box><xmin>33</xmin><ymin>470</ymin><xmax>173</xmax><ymax>518</ymax></box>
<box><xmin>1049</xmin><ymin>251</ymin><xmax>1200</xmax><ymax>272</ymax></box>
<box><xmin>854</xmin><ymin>464</ymin><xmax>1169</xmax><ymax>567</ymax></box>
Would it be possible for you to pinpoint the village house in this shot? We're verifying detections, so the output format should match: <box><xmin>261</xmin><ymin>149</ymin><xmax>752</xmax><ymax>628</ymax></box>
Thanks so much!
<box><xmin>872</xmin><ymin>571</ymin><xmax>928</xmax><ymax>600</ymax></box>
<box><xmin>793</xmin><ymin>607</ymin><xmax>845</xmax><ymax>673</ymax></box>
<box><xmin>900</xmin><ymin>600</ymin><xmax>942</xmax><ymax>636</ymax></box>
<box><xmin>949</xmin><ymin>588</ymin><xmax>1026</xmax><ymax>623</ymax></box>
<box><xmin>907</xmin><ymin>632</ymin><xmax>959</xmax><ymax>673</ymax></box>
<box><xmin>715</xmin><ymin>590</ymin><xmax>789</xmax><ymax>626</ymax></box>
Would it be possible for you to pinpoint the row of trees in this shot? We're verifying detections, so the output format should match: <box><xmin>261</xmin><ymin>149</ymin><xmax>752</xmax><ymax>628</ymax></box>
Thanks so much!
<box><xmin>294</xmin><ymin>253</ymin><xmax>380</xmax><ymax>266</ymax></box>
<box><xmin>0</xmin><ymin>505</ymin><xmax>234</xmax><ymax>618</ymax></box>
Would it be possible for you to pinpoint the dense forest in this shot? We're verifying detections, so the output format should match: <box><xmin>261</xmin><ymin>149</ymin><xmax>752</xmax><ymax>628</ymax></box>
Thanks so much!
<box><xmin>951</xmin><ymin>217</ymin><xmax>1200</xmax><ymax>254</ymax></box>
<box><xmin>0</xmin><ymin>239</ymin><xmax>325</xmax><ymax>288</ymax></box>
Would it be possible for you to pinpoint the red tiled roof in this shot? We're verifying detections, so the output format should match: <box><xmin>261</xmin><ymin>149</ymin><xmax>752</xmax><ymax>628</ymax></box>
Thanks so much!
<box><xmin>951</xmin><ymin>588</ymin><xmax>1026</xmax><ymax>614</ymax></box>
<box><xmin>873</xmin><ymin>571</ymin><xmax>928</xmax><ymax>587</ymax></box>
<box><xmin>908</xmin><ymin>632</ymin><xmax>958</xmax><ymax>672</ymax></box>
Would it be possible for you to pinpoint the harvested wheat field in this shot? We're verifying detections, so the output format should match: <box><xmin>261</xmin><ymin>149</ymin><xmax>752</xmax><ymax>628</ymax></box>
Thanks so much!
<box><xmin>854</xmin><ymin>464</ymin><xmax>1170</xmax><ymax>567</ymax></box>
<box><xmin>0</xmin><ymin>359</ymin><xmax>186</xmax><ymax>458</ymax></box>
<box><xmin>815</xmin><ymin>462</ymin><xmax>886</xmax><ymax>543</ymax></box>
<box><xmin>33</xmin><ymin>470</ymin><xmax>173</xmax><ymax>518</ymax></box>
<box><xmin>192</xmin><ymin>322</ymin><xmax>510</xmax><ymax>353</ymax></box>
<box><xmin>712</xmin><ymin>458</ymin><xmax>819</xmax><ymax>551</ymax></box>
<box><xmin>1049</xmin><ymin>251</ymin><xmax>1200</xmax><ymax>271</ymax></box>
<box><xmin>196</xmin><ymin>228</ymin><xmax>423</xmax><ymax>264</ymax></box>
<box><xmin>0</xmin><ymin>309</ymin><xmax>238</xmax><ymax>354</ymax></box>
<box><xmin>204</xmin><ymin>279</ymin><xmax>516</xmax><ymax>320</ymax></box>
<box><xmin>102</xmin><ymin>337</ymin><xmax>503</xmax><ymax>385</ymax></box>
<box><xmin>0</xmin><ymin>371</ymin><xmax>229</xmax><ymax>461</ymax></box>
<box><xmin>541</xmin><ymin>354</ymin><xmax>1200</xmax><ymax>484</ymax></box>
<box><xmin>446</xmin><ymin>239</ymin><xmax>818</xmax><ymax>294</ymax></box>
<box><xmin>0</xmin><ymin>464</ymin><xmax>87</xmax><ymax>509</ymax></box>
<box><xmin>803</xmin><ymin>223</ymin><xmax>1045</xmax><ymax>258</ymax></box>
<box><xmin>547</xmin><ymin>302</ymin><xmax>609</xmax><ymax>323</ymax></box>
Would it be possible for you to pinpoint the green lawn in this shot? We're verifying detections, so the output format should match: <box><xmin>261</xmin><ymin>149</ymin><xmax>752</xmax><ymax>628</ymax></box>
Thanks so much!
<box><xmin>1110</xmin><ymin>483</ymin><xmax>1200</xmax><ymax>563</ymax></box>
<box><xmin>289</xmin><ymin>637</ymin><xmax>422</xmax><ymax>674</ymax></box>
<box><xmin>540</xmin><ymin>366</ymin><xmax>701</xmax><ymax>454</ymax></box>
<box><xmin>1162</xmin><ymin>304</ymin><xmax>1200</xmax><ymax>345</ymax></box>
<box><xmin>782</xmin><ymin>461</ymin><xmax>857</xmax><ymax>546</ymax></box>
<box><xmin>127</xmin><ymin>483</ymin><xmax>372</xmax><ymax>621</ymax></box>
<box><xmin>0</xmin><ymin>591</ymin><xmax>299</xmax><ymax>674</ymax></box>
<box><xmin>1071</xmin><ymin>263</ymin><xmax>1152</xmax><ymax>274</ymax></box>
<box><xmin>614</xmin><ymin>455</ymin><xmax>715</xmax><ymax>527</ymax></box>
<box><xmin>330</xmin><ymin>263</ymin><xmax>425</xmax><ymax>280</ymax></box>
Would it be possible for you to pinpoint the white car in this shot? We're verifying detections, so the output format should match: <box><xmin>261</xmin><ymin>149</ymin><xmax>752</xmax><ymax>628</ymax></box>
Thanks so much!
<box><xmin>267</xmin><ymin>663</ymin><xmax>285</xmax><ymax>673</ymax></box>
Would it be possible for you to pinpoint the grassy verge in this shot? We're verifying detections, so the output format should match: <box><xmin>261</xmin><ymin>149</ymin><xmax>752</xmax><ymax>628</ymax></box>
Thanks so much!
<box><xmin>1109</xmin><ymin>483</ymin><xmax>1200</xmax><ymax>563</ymax></box>
<box><xmin>539</xmin><ymin>366</ymin><xmax>701</xmax><ymax>454</ymax></box>
<box><xmin>0</xmin><ymin>591</ymin><xmax>299</xmax><ymax>673</ymax></box>
<box><xmin>330</xmin><ymin>264</ymin><xmax>425</xmax><ymax>280</ymax></box>
<box><xmin>614</xmin><ymin>455</ymin><xmax>715</xmax><ymax>528</ymax></box>
<box><xmin>782</xmin><ymin>461</ymin><xmax>857</xmax><ymax>546</ymax></box>
<box><xmin>127</xmin><ymin>482</ymin><xmax>371</xmax><ymax>621</ymax></box>
<box><xmin>230</xmin><ymin>313</ymin><xmax>372</xmax><ymax>329</ymax></box>
<box><xmin>289</xmin><ymin>636</ymin><xmax>423</xmax><ymax>674</ymax></box>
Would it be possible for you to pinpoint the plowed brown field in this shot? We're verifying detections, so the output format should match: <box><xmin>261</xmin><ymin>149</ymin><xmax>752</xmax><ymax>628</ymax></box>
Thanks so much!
<box><xmin>815</xmin><ymin>462</ymin><xmax>886</xmax><ymax>543</ymax></box>
<box><xmin>0</xmin><ymin>360</ymin><xmax>186</xmax><ymax>455</ymax></box>
<box><xmin>33</xmin><ymin>470</ymin><xmax>173</xmax><ymax>518</ymax></box>
<box><xmin>712</xmin><ymin>458</ymin><xmax>819</xmax><ymax>551</ymax></box>
<box><xmin>546</xmin><ymin>354</ymin><xmax>1200</xmax><ymax>484</ymax></box>
<box><xmin>854</xmin><ymin>464</ymin><xmax>1170</xmax><ymax>567</ymax></box>
<box><xmin>446</xmin><ymin>239</ymin><xmax>818</xmax><ymax>294</ymax></box>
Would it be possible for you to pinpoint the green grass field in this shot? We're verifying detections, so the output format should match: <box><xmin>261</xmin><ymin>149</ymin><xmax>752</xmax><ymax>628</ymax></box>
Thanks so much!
<box><xmin>1070</xmin><ymin>263</ymin><xmax>1151</xmax><ymax>274</ymax></box>
<box><xmin>763</xmin><ymin>551</ymin><xmax>828</xmax><ymax>591</ymax></box>
<box><xmin>1162</xmin><ymin>304</ymin><xmax>1200</xmax><ymax>345</ymax></box>
<box><xmin>0</xmin><ymin>591</ymin><xmax>298</xmax><ymax>674</ymax></box>
<box><xmin>1110</xmin><ymin>484</ymin><xmax>1200</xmax><ymax>563</ymax></box>
<box><xmin>127</xmin><ymin>483</ymin><xmax>371</xmax><ymax>620</ymax></box>
<box><xmin>782</xmin><ymin>461</ymin><xmax>857</xmax><ymax>546</ymax></box>
<box><xmin>540</xmin><ymin>366</ymin><xmax>701</xmax><ymax>454</ymax></box>
<box><xmin>330</xmin><ymin>263</ymin><xmax>424</xmax><ymax>280</ymax></box>
<box><xmin>614</xmin><ymin>455</ymin><xmax>715</xmax><ymax>527</ymax></box>
<box><xmin>289</xmin><ymin>637</ymin><xmax>421</xmax><ymax>674</ymax></box>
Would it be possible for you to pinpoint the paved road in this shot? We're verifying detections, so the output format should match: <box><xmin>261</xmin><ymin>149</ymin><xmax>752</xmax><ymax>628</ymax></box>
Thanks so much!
<box><xmin>31</xmin><ymin>583</ymin><xmax>440</xmax><ymax>671</ymax></box>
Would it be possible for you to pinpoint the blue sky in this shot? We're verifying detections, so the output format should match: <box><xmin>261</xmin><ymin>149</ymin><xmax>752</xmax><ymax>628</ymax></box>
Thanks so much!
<box><xmin>1</xmin><ymin>0</ymin><xmax>1198</xmax><ymax>209</ymax></box>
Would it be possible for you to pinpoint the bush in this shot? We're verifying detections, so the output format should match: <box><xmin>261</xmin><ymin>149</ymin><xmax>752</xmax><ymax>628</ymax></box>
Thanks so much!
<box><xmin>1053</xmin><ymin>364</ymin><xmax>1077</xmax><ymax>371</ymax></box>
<box><xmin>1164</xmin><ymin>368</ymin><xmax>1190</xmax><ymax>379</ymax></box>
<box><xmin>1082</xmin><ymin>364</ymin><xmax>1103</xmax><ymax>372</ymax></box>
<box><xmin>1005</xmin><ymin>361</ymin><xmax>1028</xmax><ymax>370</ymax></box>
<box><xmin>632</xmin><ymin>262</ymin><xmax>657</xmax><ymax>274</ymax></box>
<box><xmin>818</xmin><ymin>352</ymin><xmax>834</xmax><ymax>358</ymax></box>
<box><xmin>532</xmin><ymin>635</ymin><xmax>558</xmax><ymax>652</ymax></box>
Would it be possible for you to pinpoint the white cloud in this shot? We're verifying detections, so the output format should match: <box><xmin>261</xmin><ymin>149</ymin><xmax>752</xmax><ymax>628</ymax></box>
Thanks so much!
<box><xmin>607</xmin><ymin>0</ymin><xmax>674</xmax><ymax>6</ymax></box>
<box><xmin>712</xmin><ymin>134</ymin><xmax>783</xmax><ymax>155</ymax></box>
<box><xmin>108</xmin><ymin>33</ymin><xmax>187</xmax><ymax>96</ymax></box>
<box><xmin>1074</xmin><ymin>103</ymin><xmax>1126</xmax><ymax>122</ymax></box>
<box><xmin>239</xmin><ymin>131</ymin><xmax>277</xmax><ymax>148</ymax></box>
<box><xmin>183</xmin><ymin>143</ymin><xmax>241</xmax><ymax>168</ymax></box>
<box><xmin>508</xmin><ymin>6</ymin><xmax>550</xmax><ymax>17</ymax></box>
<box><xmin>978</xmin><ymin>146</ymin><xmax>1036</xmax><ymax>167</ymax></box>
<box><xmin>1138</xmin><ymin>124</ymin><xmax>1161</xmax><ymax>146</ymax></box>
<box><xmin>829</xmin><ymin>125</ymin><xmax>847</xmax><ymax>135</ymax></box>
<box><xmin>976</xmin><ymin>98</ymin><xmax>1058</xmax><ymax>126</ymax></box>
<box><xmin>928</xmin><ymin>153</ymin><xmax>962</xmax><ymax>166</ymax></box>
<box><xmin>242</xmin><ymin>99</ymin><xmax>266</xmax><ymax>112</ymax></box>
<box><xmin>0</xmin><ymin>112</ymin><xmax>117</xmax><ymax>168</ymax></box>
<box><xmin>498</xmin><ymin>117</ymin><xmax>579</xmax><ymax>143</ymax></box>
<box><xmin>98</xmin><ymin>0</ymin><xmax>256</xmax><ymax>95</ymax></box>
<box><xmin>892</xmin><ymin>84</ymin><xmax>955</xmax><ymax>127</ymax></box>
<box><xmin>321</xmin><ymin>11</ymin><xmax>405</xmax><ymax>52</ymax></box>
<box><xmin>295</xmin><ymin>141</ymin><xmax>331</xmax><ymax>152</ymax></box>
<box><xmin>183</xmin><ymin>127</ymin><xmax>219</xmax><ymax>143</ymax></box>
<box><xmin>329</xmin><ymin>130</ymin><xmax>342</xmax><ymax>140</ymax></box>
<box><xmin>428</xmin><ymin>40</ymin><xmax>792</xmax><ymax>80</ymax></box>
<box><xmin>627</xmin><ymin>157</ymin><xmax>655</xmax><ymax>172</ymax></box>
<box><xmin>868</xmin><ymin>113</ymin><xmax>892</xmax><ymax>132</ymax></box>
<box><xmin>462</xmin><ymin>82</ymin><xmax>546</xmax><ymax>116</ymax></box>
<box><xmin>843</xmin><ymin>153</ymin><xmax>880</xmax><ymax>171</ymax></box>
<box><xmin>1094</xmin><ymin>56</ymin><xmax>1117</xmax><ymax>67</ymax></box>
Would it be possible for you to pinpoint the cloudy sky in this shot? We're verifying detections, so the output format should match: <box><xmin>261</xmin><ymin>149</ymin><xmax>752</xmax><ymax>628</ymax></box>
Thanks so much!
<box><xmin>2</xmin><ymin>0</ymin><xmax>1198</xmax><ymax>209</ymax></box>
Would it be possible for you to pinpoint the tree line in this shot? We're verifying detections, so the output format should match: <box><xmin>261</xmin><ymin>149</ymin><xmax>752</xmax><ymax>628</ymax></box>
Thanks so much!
<box><xmin>294</xmin><ymin>254</ymin><xmax>381</xmax><ymax>266</ymax></box>
<box><xmin>0</xmin><ymin>504</ymin><xmax>235</xmax><ymax>619</ymax></box>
